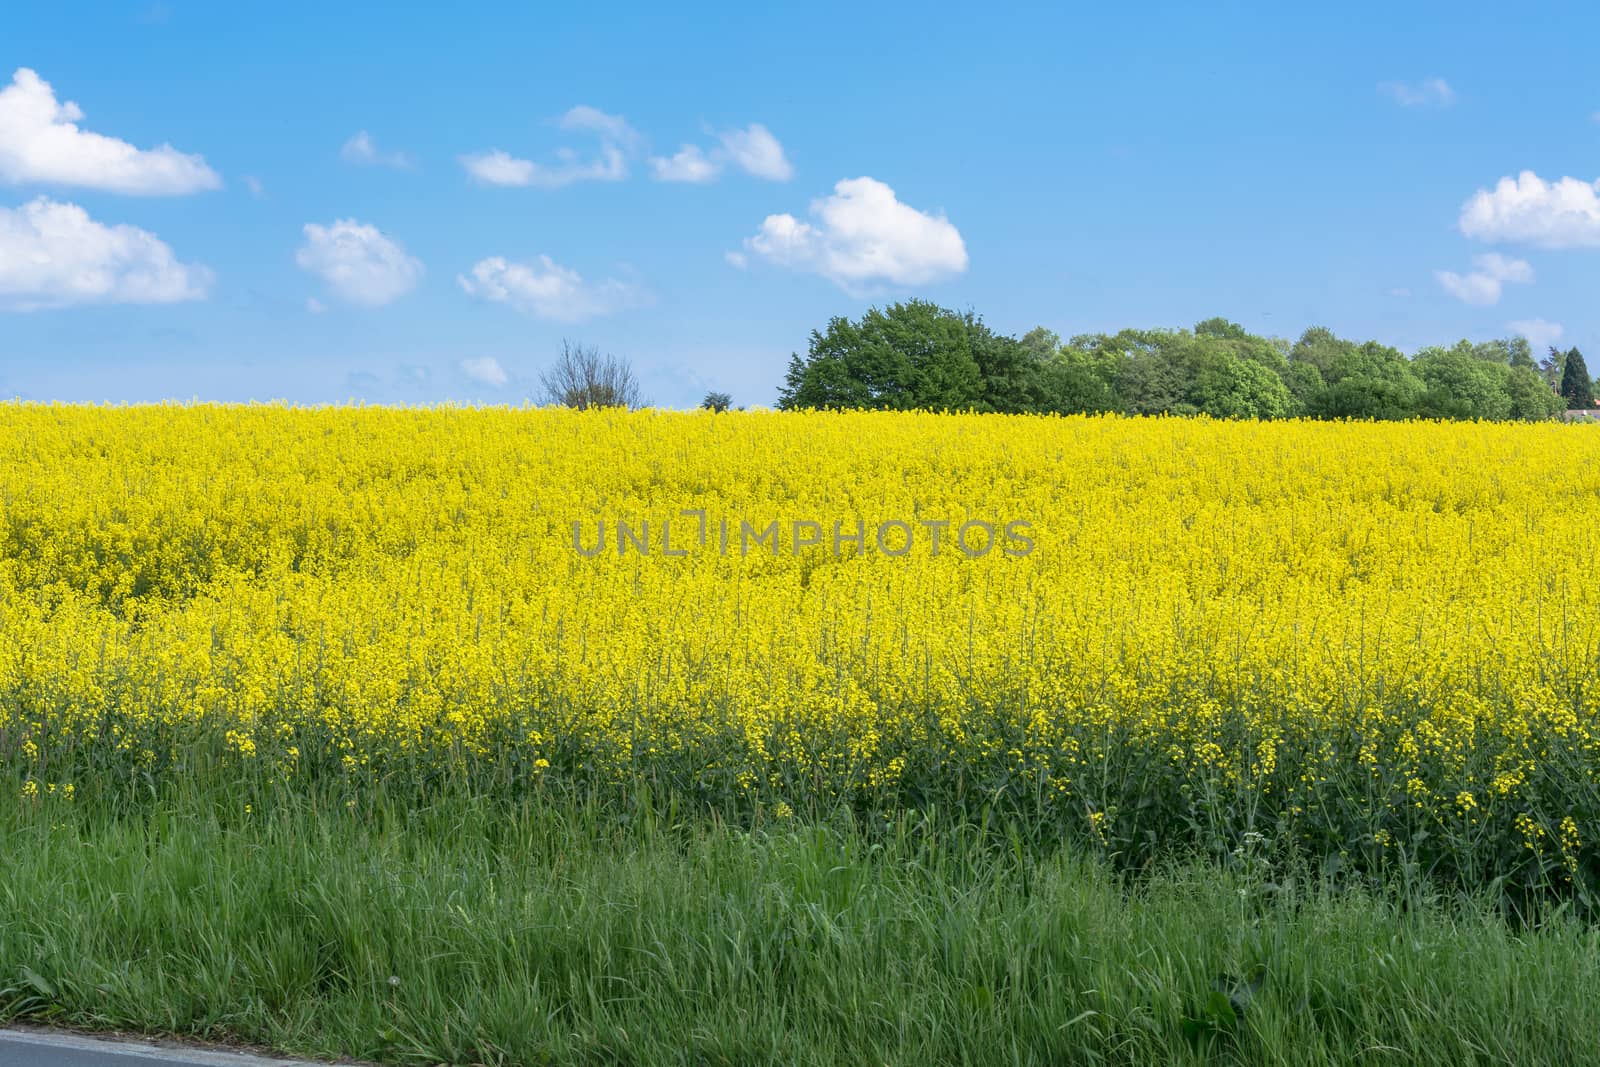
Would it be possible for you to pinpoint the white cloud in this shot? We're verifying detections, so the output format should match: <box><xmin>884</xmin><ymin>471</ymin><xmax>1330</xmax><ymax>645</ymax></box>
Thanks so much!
<box><xmin>295</xmin><ymin>219</ymin><xmax>422</xmax><ymax>306</ymax></box>
<box><xmin>460</xmin><ymin>356</ymin><xmax>510</xmax><ymax>387</ymax></box>
<box><xmin>242</xmin><ymin>175</ymin><xmax>265</xmax><ymax>199</ymax></box>
<box><xmin>724</xmin><ymin>250</ymin><xmax>748</xmax><ymax>269</ymax></box>
<box><xmin>650</xmin><ymin>144</ymin><xmax>720</xmax><ymax>183</ymax></box>
<box><xmin>744</xmin><ymin>176</ymin><xmax>968</xmax><ymax>290</ymax></box>
<box><xmin>460</xmin><ymin>105</ymin><xmax>636</xmax><ymax>188</ymax></box>
<box><xmin>1509</xmin><ymin>318</ymin><xmax>1564</xmax><ymax>349</ymax></box>
<box><xmin>649</xmin><ymin>122</ymin><xmax>793</xmax><ymax>183</ymax></box>
<box><xmin>340</xmin><ymin>131</ymin><xmax>413</xmax><ymax>169</ymax></box>
<box><xmin>718</xmin><ymin>123</ymin><xmax>793</xmax><ymax>181</ymax></box>
<box><xmin>458</xmin><ymin>254</ymin><xmax>641</xmax><ymax>321</ymax></box>
<box><xmin>459</xmin><ymin>149</ymin><xmax>534</xmax><ymax>186</ymax></box>
<box><xmin>461</xmin><ymin>144</ymin><xmax>626</xmax><ymax>188</ymax></box>
<box><xmin>558</xmin><ymin>106</ymin><xmax>641</xmax><ymax>149</ymax></box>
<box><xmin>305</xmin><ymin>297</ymin><xmax>325</xmax><ymax>314</ymax></box>
<box><xmin>0</xmin><ymin>196</ymin><xmax>211</xmax><ymax>309</ymax></box>
<box><xmin>0</xmin><ymin>68</ymin><xmax>220</xmax><ymax>195</ymax></box>
<box><xmin>1378</xmin><ymin>77</ymin><xmax>1455</xmax><ymax>107</ymax></box>
<box><xmin>1458</xmin><ymin>170</ymin><xmax>1600</xmax><ymax>248</ymax></box>
<box><xmin>1389</xmin><ymin>287</ymin><xmax>1412</xmax><ymax>298</ymax></box>
<box><xmin>1434</xmin><ymin>252</ymin><xmax>1533</xmax><ymax>306</ymax></box>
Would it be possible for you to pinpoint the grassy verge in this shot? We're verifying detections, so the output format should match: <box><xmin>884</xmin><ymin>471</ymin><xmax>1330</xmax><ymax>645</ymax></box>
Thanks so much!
<box><xmin>2</xmin><ymin>792</ymin><xmax>1598</xmax><ymax>1066</ymax></box>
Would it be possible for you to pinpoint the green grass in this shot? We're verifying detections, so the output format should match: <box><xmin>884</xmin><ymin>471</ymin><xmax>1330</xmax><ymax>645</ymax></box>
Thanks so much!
<box><xmin>2</xmin><ymin>791</ymin><xmax>1598</xmax><ymax>1066</ymax></box>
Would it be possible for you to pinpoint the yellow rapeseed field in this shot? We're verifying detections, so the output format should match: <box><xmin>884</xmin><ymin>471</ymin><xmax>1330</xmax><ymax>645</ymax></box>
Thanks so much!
<box><xmin>2</xmin><ymin>404</ymin><xmax>1597</xmax><ymax>887</ymax></box>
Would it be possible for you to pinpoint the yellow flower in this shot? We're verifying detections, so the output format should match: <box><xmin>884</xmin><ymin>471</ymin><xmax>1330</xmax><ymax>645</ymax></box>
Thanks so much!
<box><xmin>0</xmin><ymin>403</ymin><xmax>1596</xmax><ymax>881</ymax></box>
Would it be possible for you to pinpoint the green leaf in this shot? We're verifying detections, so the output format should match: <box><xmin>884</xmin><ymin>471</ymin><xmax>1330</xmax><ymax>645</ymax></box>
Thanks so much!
<box><xmin>21</xmin><ymin>966</ymin><xmax>56</xmax><ymax>999</ymax></box>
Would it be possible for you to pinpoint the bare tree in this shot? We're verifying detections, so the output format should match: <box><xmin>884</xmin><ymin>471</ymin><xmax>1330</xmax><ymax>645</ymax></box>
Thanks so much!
<box><xmin>539</xmin><ymin>341</ymin><xmax>644</xmax><ymax>410</ymax></box>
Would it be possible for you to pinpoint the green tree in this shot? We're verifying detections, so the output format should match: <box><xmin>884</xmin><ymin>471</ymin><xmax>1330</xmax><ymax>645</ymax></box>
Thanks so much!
<box><xmin>778</xmin><ymin>301</ymin><xmax>1048</xmax><ymax>413</ymax></box>
<box><xmin>1194</xmin><ymin>317</ymin><xmax>1251</xmax><ymax>341</ymax></box>
<box><xmin>1504</xmin><ymin>365</ymin><xmax>1564</xmax><ymax>420</ymax></box>
<box><xmin>1465</xmin><ymin>337</ymin><xmax>1533</xmax><ymax>366</ymax></box>
<box><xmin>1280</xmin><ymin>360</ymin><xmax>1326</xmax><ymax>412</ymax></box>
<box><xmin>1107</xmin><ymin>330</ymin><xmax>1193</xmax><ymax>415</ymax></box>
<box><xmin>1560</xmin><ymin>347</ymin><xmax>1594</xmax><ymax>409</ymax></box>
<box><xmin>1314</xmin><ymin>342</ymin><xmax>1425</xmax><ymax>420</ymax></box>
<box><xmin>700</xmin><ymin>391</ymin><xmax>733</xmax><ymax>413</ymax></box>
<box><xmin>1290</xmin><ymin>326</ymin><xmax>1355</xmax><ymax>374</ymax></box>
<box><xmin>776</xmin><ymin>303</ymin><xmax>972</xmax><ymax>411</ymax></box>
<box><xmin>1194</xmin><ymin>354</ymin><xmax>1295</xmax><ymax>418</ymax></box>
<box><xmin>1037</xmin><ymin>354</ymin><xmax>1120</xmax><ymax>414</ymax></box>
<box><xmin>970</xmin><ymin>325</ymin><xmax>1048</xmax><ymax>414</ymax></box>
<box><xmin>1414</xmin><ymin>346</ymin><xmax>1512</xmax><ymax>421</ymax></box>
<box><xmin>1498</xmin><ymin>337</ymin><xmax>1536</xmax><ymax>369</ymax></box>
<box><xmin>1019</xmin><ymin>326</ymin><xmax>1061</xmax><ymax>360</ymax></box>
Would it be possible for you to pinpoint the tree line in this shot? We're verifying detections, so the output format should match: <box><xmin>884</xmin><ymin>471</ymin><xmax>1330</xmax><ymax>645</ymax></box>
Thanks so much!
<box><xmin>542</xmin><ymin>301</ymin><xmax>1596</xmax><ymax>419</ymax></box>
<box><xmin>774</xmin><ymin>300</ymin><xmax>1596</xmax><ymax>420</ymax></box>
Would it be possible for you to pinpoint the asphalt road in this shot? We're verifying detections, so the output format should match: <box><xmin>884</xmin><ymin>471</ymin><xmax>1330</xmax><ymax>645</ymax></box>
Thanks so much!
<box><xmin>0</xmin><ymin>1029</ymin><xmax>320</xmax><ymax>1067</ymax></box>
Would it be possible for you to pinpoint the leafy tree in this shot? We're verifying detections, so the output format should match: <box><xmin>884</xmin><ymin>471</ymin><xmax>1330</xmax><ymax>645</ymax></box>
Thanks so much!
<box><xmin>1037</xmin><ymin>355</ymin><xmax>1120</xmax><ymax>414</ymax></box>
<box><xmin>1414</xmin><ymin>346</ymin><xmax>1512</xmax><ymax>421</ymax></box>
<box><xmin>775</xmin><ymin>303</ymin><xmax>1569</xmax><ymax>423</ymax></box>
<box><xmin>970</xmin><ymin>326</ymin><xmax>1049</xmax><ymax>414</ymax></box>
<box><xmin>1063</xmin><ymin>331</ymin><xmax>1140</xmax><ymax>389</ymax></box>
<box><xmin>1194</xmin><ymin>354</ymin><xmax>1294</xmax><ymax>419</ymax></box>
<box><xmin>778</xmin><ymin>301</ymin><xmax>1034</xmax><ymax>412</ymax></box>
<box><xmin>1019</xmin><ymin>326</ymin><xmax>1061</xmax><ymax>360</ymax></box>
<box><xmin>1108</xmin><ymin>330</ymin><xmax>1193</xmax><ymax>415</ymax></box>
<box><xmin>1501</xmin><ymin>337</ymin><xmax>1536</xmax><ymax>369</ymax></box>
<box><xmin>1505</xmin><ymin>365</ymin><xmax>1564</xmax><ymax>421</ymax></box>
<box><xmin>540</xmin><ymin>341</ymin><xmax>644</xmax><ymax>410</ymax></box>
<box><xmin>1463</xmin><ymin>337</ymin><xmax>1533</xmax><ymax>366</ymax></box>
<box><xmin>1290</xmin><ymin>326</ymin><xmax>1355</xmax><ymax>374</ymax></box>
<box><xmin>700</xmin><ymin>391</ymin><xmax>733</xmax><ymax>413</ymax></box>
<box><xmin>1280</xmin><ymin>360</ymin><xmax>1326</xmax><ymax>412</ymax></box>
<box><xmin>1560</xmin><ymin>347</ymin><xmax>1594</xmax><ymax>409</ymax></box>
<box><xmin>1194</xmin><ymin>317</ymin><xmax>1251</xmax><ymax>341</ymax></box>
<box><xmin>1314</xmin><ymin>342</ymin><xmax>1424</xmax><ymax>420</ymax></box>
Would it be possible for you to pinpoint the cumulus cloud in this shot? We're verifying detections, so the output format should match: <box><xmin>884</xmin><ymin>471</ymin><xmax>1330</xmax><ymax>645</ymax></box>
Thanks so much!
<box><xmin>457</xmin><ymin>255</ymin><xmax>641</xmax><ymax>321</ymax></box>
<box><xmin>1378</xmin><ymin>77</ymin><xmax>1455</xmax><ymax>107</ymax></box>
<box><xmin>0</xmin><ymin>68</ymin><xmax>220</xmax><ymax>195</ymax></box>
<box><xmin>460</xmin><ymin>144</ymin><xmax>626</xmax><ymax>188</ymax></box>
<box><xmin>460</xmin><ymin>106</ymin><xmax>636</xmax><ymax>188</ymax></box>
<box><xmin>718</xmin><ymin>124</ymin><xmax>793</xmax><ymax>180</ymax></box>
<box><xmin>649</xmin><ymin>122</ymin><xmax>793</xmax><ymax>183</ymax></box>
<box><xmin>650</xmin><ymin>144</ymin><xmax>720</xmax><ymax>183</ymax></box>
<box><xmin>295</xmin><ymin>219</ymin><xmax>422</xmax><ymax>306</ymax></box>
<box><xmin>724</xmin><ymin>250</ymin><xmax>748</xmax><ymax>269</ymax></box>
<box><xmin>458</xmin><ymin>149</ymin><xmax>534</xmax><ymax>186</ymax></box>
<box><xmin>1458</xmin><ymin>170</ymin><xmax>1600</xmax><ymax>248</ymax></box>
<box><xmin>460</xmin><ymin>356</ymin><xmax>510</xmax><ymax>387</ymax></box>
<box><xmin>340</xmin><ymin>131</ymin><xmax>413</xmax><ymax>169</ymax></box>
<box><xmin>0</xmin><ymin>196</ymin><xmax>212</xmax><ymax>309</ymax></box>
<box><xmin>1509</xmin><ymin>318</ymin><xmax>1564</xmax><ymax>350</ymax></box>
<box><xmin>1434</xmin><ymin>252</ymin><xmax>1534</xmax><ymax>306</ymax></box>
<box><xmin>744</xmin><ymin>177</ymin><xmax>968</xmax><ymax>291</ymax></box>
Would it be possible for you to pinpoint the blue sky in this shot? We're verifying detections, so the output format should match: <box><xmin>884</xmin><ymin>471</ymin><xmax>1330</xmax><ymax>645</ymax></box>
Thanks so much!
<box><xmin>2</xmin><ymin>1</ymin><xmax>1598</xmax><ymax>407</ymax></box>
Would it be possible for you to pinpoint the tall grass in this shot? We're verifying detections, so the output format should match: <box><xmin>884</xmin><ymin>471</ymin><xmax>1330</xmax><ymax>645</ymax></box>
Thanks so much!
<box><xmin>3</xmin><ymin>788</ymin><xmax>1597</xmax><ymax>1066</ymax></box>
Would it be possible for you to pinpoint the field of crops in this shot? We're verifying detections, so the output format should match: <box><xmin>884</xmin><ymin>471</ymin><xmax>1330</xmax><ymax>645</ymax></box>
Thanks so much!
<box><xmin>4</xmin><ymin>405</ymin><xmax>1598</xmax><ymax>897</ymax></box>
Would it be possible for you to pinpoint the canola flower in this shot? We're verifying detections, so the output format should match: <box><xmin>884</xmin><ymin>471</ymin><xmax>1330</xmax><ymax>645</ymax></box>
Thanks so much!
<box><xmin>1</xmin><ymin>403</ymin><xmax>1597</xmax><ymax>893</ymax></box>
